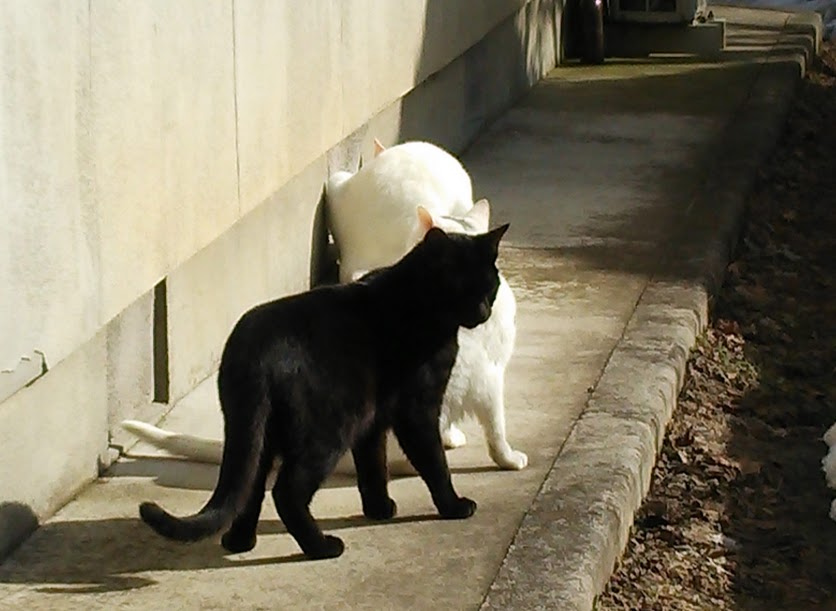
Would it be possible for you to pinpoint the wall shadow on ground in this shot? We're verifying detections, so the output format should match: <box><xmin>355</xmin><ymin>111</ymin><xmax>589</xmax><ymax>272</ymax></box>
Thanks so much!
<box><xmin>0</xmin><ymin>503</ymin><xmax>39</xmax><ymax>565</ymax></box>
<box><xmin>0</xmin><ymin>511</ymin><xmax>440</xmax><ymax>594</ymax></box>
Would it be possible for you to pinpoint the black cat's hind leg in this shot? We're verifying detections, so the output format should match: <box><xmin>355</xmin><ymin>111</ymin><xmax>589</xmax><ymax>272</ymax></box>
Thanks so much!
<box><xmin>272</xmin><ymin>455</ymin><xmax>344</xmax><ymax>560</ymax></box>
<box><xmin>352</xmin><ymin>425</ymin><xmax>396</xmax><ymax>520</ymax></box>
<box><xmin>221</xmin><ymin>447</ymin><xmax>275</xmax><ymax>554</ymax></box>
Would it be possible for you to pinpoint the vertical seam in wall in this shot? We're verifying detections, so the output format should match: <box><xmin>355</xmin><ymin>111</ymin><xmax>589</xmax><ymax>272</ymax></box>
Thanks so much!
<box><xmin>338</xmin><ymin>6</ymin><xmax>345</xmax><ymax>152</ymax></box>
<box><xmin>86</xmin><ymin>0</ymin><xmax>103</xmax><ymax>337</ymax></box>
<box><xmin>88</xmin><ymin>0</ymin><xmax>92</xmax><ymax>92</ymax></box>
<box><xmin>231</xmin><ymin>0</ymin><xmax>242</xmax><ymax>214</ymax></box>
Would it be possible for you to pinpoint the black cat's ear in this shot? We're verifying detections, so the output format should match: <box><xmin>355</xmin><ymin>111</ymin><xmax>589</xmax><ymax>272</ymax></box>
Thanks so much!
<box><xmin>423</xmin><ymin>226</ymin><xmax>448</xmax><ymax>244</ymax></box>
<box><xmin>482</xmin><ymin>223</ymin><xmax>509</xmax><ymax>255</ymax></box>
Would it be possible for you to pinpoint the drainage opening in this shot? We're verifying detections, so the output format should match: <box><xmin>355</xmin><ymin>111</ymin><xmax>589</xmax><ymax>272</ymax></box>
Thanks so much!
<box><xmin>153</xmin><ymin>278</ymin><xmax>169</xmax><ymax>404</ymax></box>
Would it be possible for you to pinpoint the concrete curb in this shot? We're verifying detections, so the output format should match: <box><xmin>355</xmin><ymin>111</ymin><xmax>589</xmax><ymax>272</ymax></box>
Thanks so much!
<box><xmin>481</xmin><ymin>15</ymin><xmax>820</xmax><ymax>611</ymax></box>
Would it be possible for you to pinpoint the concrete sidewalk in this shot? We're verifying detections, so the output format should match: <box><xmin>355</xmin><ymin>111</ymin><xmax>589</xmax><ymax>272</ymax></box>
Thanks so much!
<box><xmin>0</xmin><ymin>7</ymin><xmax>821</xmax><ymax>611</ymax></box>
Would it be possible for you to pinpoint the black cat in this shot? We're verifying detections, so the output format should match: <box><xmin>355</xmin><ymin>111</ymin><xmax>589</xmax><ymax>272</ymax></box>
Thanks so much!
<box><xmin>139</xmin><ymin>224</ymin><xmax>508</xmax><ymax>559</ymax></box>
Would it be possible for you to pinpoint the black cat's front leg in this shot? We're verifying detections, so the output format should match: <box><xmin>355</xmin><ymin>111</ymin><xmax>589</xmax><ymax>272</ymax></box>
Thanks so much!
<box><xmin>352</xmin><ymin>425</ymin><xmax>396</xmax><ymax>520</ymax></box>
<box><xmin>394</xmin><ymin>342</ymin><xmax>476</xmax><ymax>519</ymax></box>
<box><xmin>392</xmin><ymin>409</ymin><xmax>476</xmax><ymax>520</ymax></box>
<box><xmin>272</xmin><ymin>458</ymin><xmax>344</xmax><ymax>560</ymax></box>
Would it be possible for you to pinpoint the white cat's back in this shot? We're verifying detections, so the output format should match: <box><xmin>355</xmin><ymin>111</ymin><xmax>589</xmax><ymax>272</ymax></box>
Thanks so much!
<box><xmin>371</xmin><ymin>142</ymin><xmax>473</xmax><ymax>215</ymax></box>
<box><xmin>326</xmin><ymin>142</ymin><xmax>473</xmax><ymax>281</ymax></box>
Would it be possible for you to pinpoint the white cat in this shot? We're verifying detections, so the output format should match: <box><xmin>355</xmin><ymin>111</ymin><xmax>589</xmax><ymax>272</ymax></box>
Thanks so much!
<box><xmin>823</xmin><ymin>422</ymin><xmax>836</xmax><ymax>521</ymax></box>
<box><xmin>122</xmin><ymin>140</ymin><xmax>526</xmax><ymax>473</ymax></box>
<box><xmin>326</xmin><ymin>140</ymin><xmax>526</xmax><ymax>470</ymax></box>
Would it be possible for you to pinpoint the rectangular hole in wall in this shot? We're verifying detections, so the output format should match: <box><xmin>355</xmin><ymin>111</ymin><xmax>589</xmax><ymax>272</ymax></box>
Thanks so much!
<box><xmin>153</xmin><ymin>278</ymin><xmax>169</xmax><ymax>404</ymax></box>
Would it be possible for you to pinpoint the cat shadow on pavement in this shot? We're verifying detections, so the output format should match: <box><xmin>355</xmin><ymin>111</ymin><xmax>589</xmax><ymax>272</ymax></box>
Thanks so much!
<box><xmin>0</xmin><ymin>510</ymin><xmax>439</xmax><ymax>595</ymax></box>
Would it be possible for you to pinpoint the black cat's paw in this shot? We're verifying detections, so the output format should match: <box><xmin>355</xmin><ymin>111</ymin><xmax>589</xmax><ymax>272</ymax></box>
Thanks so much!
<box><xmin>438</xmin><ymin>496</ymin><xmax>477</xmax><ymax>520</ymax></box>
<box><xmin>304</xmin><ymin>535</ymin><xmax>345</xmax><ymax>560</ymax></box>
<box><xmin>363</xmin><ymin>497</ymin><xmax>397</xmax><ymax>521</ymax></box>
<box><xmin>221</xmin><ymin>529</ymin><xmax>257</xmax><ymax>554</ymax></box>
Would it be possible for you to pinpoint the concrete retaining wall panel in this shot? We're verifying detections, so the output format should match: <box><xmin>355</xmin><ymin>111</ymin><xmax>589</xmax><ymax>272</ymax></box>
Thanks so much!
<box><xmin>105</xmin><ymin>290</ymin><xmax>157</xmax><ymax>448</ymax></box>
<box><xmin>0</xmin><ymin>331</ymin><xmax>108</xmax><ymax>558</ymax></box>
<box><xmin>167</xmin><ymin>158</ymin><xmax>326</xmax><ymax>403</ymax></box>
<box><xmin>0</xmin><ymin>1</ymin><xmax>97</xmax><ymax>373</ymax></box>
<box><xmin>90</xmin><ymin>0</ymin><xmax>239</xmax><ymax>324</ymax></box>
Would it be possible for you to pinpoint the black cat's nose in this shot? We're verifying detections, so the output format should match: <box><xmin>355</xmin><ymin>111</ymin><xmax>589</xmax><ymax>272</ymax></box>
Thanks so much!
<box><xmin>462</xmin><ymin>301</ymin><xmax>491</xmax><ymax>329</ymax></box>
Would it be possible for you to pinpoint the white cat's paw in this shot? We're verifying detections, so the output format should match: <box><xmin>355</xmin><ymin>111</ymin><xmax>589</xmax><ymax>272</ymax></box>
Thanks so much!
<box><xmin>823</xmin><ymin>446</ymin><xmax>836</xmax><ymax>489</ymax></box>
<box><xmin>494</xmin><ymin>449</ymin><xmax>528</xmax><ymax>470</ymax></box>
<box><xmin>441</xmin><ymin>426</ymin><xmax>467</xmax><ymax>449</ymax></box>
<box><xmin>824</xmin><ymin>422</ymin><xmax>836</xmax><ymax>447</ymax></box>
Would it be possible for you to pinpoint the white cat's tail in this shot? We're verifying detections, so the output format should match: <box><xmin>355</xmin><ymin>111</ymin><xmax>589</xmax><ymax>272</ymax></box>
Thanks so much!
<box><xmin>121</xmin><ymin>420</ymin><xmax>223</xmax><ymax>464</ymax></box>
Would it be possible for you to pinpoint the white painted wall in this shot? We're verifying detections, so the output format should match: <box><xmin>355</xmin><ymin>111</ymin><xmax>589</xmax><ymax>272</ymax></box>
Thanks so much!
<box><xmin>0</xmin><ymin>1</ymin><xmax>96</xmax><ymax>373</ymax></box>
<box><xmin>1</xmin><ymin>0</ymin><xmax>531</xmax><ymax>376</ymax></box>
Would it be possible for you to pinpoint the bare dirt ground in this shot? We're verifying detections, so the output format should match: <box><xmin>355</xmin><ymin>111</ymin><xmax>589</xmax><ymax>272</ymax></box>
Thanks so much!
<box><xmin>598</xmin><ymin>42</ymin><xmax>836</xmax><ymax>610</ymax></box>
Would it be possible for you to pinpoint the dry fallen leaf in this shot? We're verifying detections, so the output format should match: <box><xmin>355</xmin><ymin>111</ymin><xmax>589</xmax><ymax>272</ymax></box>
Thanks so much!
<box><xmin>737</xmin><ymin>457</ymin><xmax>763</xmax><ymax>476</ymax></box>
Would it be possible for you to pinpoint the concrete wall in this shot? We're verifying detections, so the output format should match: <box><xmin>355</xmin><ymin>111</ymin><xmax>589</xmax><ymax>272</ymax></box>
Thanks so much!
<box><xmin>0</xmin><ymin>0</ymin><xmax>560</xmax><ymax>557</ymax></box>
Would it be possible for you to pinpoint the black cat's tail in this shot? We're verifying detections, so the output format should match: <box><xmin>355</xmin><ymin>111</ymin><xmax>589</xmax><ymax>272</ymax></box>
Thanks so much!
<box><xmin>138</xmin><ymin>386</ymin><xmax>269</xmax><ymax>542</ymax></box>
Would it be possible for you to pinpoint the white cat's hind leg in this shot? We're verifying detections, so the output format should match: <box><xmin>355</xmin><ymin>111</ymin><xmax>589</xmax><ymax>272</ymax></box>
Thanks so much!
<box><xmin>441</xmin><ymin>424</ymin><xmax>467</xmax><ymax>449</ymax></box>
<box><xmin>474</xmin><ymin>374</ymin><xmax>527</xmax><ymax>470</ymax></box>
<box><xmin>439</xmin><ymin>410</ymin><xmax>467</xmax><ymax>449</ymax></box>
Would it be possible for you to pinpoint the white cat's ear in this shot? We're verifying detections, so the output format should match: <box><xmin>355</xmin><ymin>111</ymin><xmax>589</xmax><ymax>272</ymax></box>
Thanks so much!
<box><xmin>416</xmin><ymin>205</ymin><xmax>435</xmax><ymax>238</ymax></box>
<box><xmin>373</xmin><ymin>138</ymin><xmax>386</xmax><ymax>157</ymax></box>
<box><xmin>468</xmin><ymin>199</ymin><xmax>491</xmax><ymax>232</ymax></box>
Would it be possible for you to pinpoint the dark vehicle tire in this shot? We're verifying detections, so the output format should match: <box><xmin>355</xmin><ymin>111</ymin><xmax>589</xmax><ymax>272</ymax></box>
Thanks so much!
<box><xmin>560</xmin><ymin>0</ymin><xmax>606</xmax><ymax>64</ymax></box>
<box><xmin>579</xmin><ymin>0</ymin><xmax>605</xmax><ymax>64</ymax></box>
